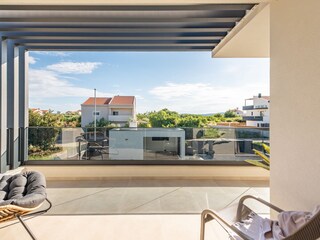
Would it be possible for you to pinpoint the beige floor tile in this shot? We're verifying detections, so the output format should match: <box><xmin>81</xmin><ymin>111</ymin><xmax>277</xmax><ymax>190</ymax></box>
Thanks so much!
<box><xmin>0</xmin><ymin>179</ymin><xmax>269</xmax><ymax>240</ymax></box>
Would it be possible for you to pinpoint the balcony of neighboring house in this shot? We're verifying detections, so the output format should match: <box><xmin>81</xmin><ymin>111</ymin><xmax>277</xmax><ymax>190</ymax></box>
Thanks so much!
<box><xmin>242</xmin><ymin>105</ymin><xmax>268</xmax><ymax>110</ymax></box>
<box><xmin>242</xmin><ymin>116</ymin><xmax>263</xmax><ymax>121</ymax></box>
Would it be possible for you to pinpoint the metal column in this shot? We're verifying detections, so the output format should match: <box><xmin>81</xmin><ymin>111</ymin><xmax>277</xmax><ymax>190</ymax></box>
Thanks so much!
<box><xmin>18</xmin><ymin>48</ymin><xmax>28</xmax><ymax>164</ymax></box>
<box><xmin>7</xmin><ymin>40</ymin><xmax>20</xmax><ymax>169</ymax></box>
<box><xmin>0</xmin><ymin>37</ymin><xmax>9</xmax><ymax>173</ymax></box>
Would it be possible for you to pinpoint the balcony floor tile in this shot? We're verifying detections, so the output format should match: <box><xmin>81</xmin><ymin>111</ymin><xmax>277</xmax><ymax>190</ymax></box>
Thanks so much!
<box><xmin>0</xmin><ymin>179</ymin><xmax>269</xmax><ymax>240</ymax></box>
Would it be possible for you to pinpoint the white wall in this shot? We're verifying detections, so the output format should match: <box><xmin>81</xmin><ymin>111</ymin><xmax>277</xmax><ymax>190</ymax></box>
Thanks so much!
<box><xmin>110</xmin><ymin>108</ymin><xmax>133</xmax><ymax>116</ymax></box>
<box><xmin>270</xmin><ymin>0</ymin><xmax>320</xmax><ymax>210</ymax></box>
<box><xmin>81</xmin><ymin>105</ymin><xmax>109</xmax><ymax>127</ymax></box>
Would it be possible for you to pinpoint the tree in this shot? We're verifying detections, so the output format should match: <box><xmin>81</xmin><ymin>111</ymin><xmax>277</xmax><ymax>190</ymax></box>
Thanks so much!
<box><xmin>29</xmin><ymin>110</ymin><xmax>63</xmax><ymax>151</ymax></box>
<box><xmin>86</xmin><ymin>118</ymin><xmax>110</xmax><ymax>127</ymax></box>
<box><xmin>177</xmin><ymin>116</ymin><xmax>206</xmax><ymax>128</ymax></box>
<box><xmin>148</xmin><ymin>109</ymin><xmax>179</xmax><ymax>127</ymax></box>
<box><xmin>224</xmin><ymin>110</ymin><xmax>237</xmax><ymax>118</ymax></box>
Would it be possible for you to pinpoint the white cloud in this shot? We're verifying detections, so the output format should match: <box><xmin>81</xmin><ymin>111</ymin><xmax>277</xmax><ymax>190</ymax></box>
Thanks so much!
<box><xmin>31</xmin><ymin>51</ymin><xmax>71</xmax><ymax>57</ymax></box>
<box><xmin>135</xmin><ymin>95</ymin><xmax>145</xmax><ymax>100</ymax></box>
<box><xmin>147</xmin><ymin>82</ymin><xmax>269</xmax><ymax>114</ymax></box>
<box><xmin>29</xmin><ymin>69</ymin><xmax>111</xmax><ymax>98</ymax></box>
<box><xmin>28</xmin><ymin>56</ymin><xmax>37</xmax><ymax>64</ymax></box>
<box><xmin>46</xmin><ymin>61</ymin><xmax>102</xmax><ymax>74</ymax></box>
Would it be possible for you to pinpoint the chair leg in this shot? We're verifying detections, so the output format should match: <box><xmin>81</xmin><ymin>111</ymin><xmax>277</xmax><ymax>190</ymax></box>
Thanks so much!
<box><xmin>200</xmin><ymin>214</ymin><xmax>206</xmax><ymax>240</ymax></box>
<box><xmin>16</xmin><ymin>215</ymin><xmax>37</xmax><ymax>240</ymax></box>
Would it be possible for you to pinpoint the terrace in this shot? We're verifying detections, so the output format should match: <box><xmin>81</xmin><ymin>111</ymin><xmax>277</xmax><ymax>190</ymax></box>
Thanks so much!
<box><xmin>0</xmin><ymin>0</ymin><xmax>319</xmax><ymax>239</ymax></box>
<box><xmin>0</xmin><ymin>177</ymin><xmax>269</xmax><ymax>240</ymax></box>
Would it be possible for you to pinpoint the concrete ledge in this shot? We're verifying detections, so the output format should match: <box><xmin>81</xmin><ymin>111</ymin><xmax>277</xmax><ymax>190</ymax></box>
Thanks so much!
<box><xmin>25</xmin><ymin>165</ymin><xmax>269</xmax><ymax>181</ymax></box>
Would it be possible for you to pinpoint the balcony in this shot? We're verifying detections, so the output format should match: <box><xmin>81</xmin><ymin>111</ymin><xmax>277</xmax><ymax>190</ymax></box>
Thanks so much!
<box><xmin>108</xmin><ymin>115</ymin><xmax>133</xmax><ymax>122</ymax></box>
<box><xmin>26</xmin><ymin>126</ymin><xmax>269</xmax><ymax>163</ymax></box>
<box><xmin>1</xmin><ymin>176</ymin><xmax>269</xmax><ymax>240</ymax></box>
<box><xmin>242</xmin><ymin>105</ymin><xmax>268</xmax><ymax>110</ymax></box>
<box><xmin>242</xmin><ymin>116</ymin><xmax>263</xmax><ymax>121</ymax></box>
<box><xmin>242</xmin><ymin>105</ymin><xmax>254</xmax><ymax>110</ymax></box>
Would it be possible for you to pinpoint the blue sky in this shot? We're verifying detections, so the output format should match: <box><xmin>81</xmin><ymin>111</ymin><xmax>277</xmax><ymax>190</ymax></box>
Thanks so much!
<box><xmin>29</xmin><ymin>51</ymin><xmax>269</xmax><ymax>114</ymax></box>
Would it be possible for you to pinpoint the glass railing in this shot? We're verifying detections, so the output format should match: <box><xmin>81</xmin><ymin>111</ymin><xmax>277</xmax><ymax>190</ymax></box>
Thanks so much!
<box><xmin>27</xmin><ymin>126</ymin><xmax>269</xmax><ymax>162</ymax></box>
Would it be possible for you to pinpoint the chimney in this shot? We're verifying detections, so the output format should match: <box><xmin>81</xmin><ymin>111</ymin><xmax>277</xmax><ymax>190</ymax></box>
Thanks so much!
<box><xmin>258</xmin><ymin>93</ymin><xmax>262</xmax><ymax>98</ymax></box>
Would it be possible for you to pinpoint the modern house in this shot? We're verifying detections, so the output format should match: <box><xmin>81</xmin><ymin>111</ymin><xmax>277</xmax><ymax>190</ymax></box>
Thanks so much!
<box><xmin>0</xmin><ymin>1</ymin><xmax>319</xmax><ymax>239</ymax></box>
<box><xmin>242</xmin><ymin>93</ymin><xmax>270</xmax><ymax>127</ymax></box>
<box><xmin>109</xmin><ymin>128</ymin><xmax>185</xmax><ymax>160</ymax></box>
<box><xmin>81</xmin><ymin>96</ymin><xmax>136</xmax><ymax>127</ymax></box>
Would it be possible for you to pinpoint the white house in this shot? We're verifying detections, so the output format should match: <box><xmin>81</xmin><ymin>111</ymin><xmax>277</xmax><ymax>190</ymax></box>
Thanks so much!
<box><xmin>242</xmin><ymin>93</ymin><xmax>270</xmax><ymax>128</ymax></box>
<box><xmin>230</xmin><ymin>108</ymin><xmax>244</xmax><ymax>117</ymax></box>
<box><xmin>109</xmin><ymin>128</ymin><xmax>185</xmax><ymax>160</ymax></box>
<box><xmin>81</xmin><ymin>96</ymin><xmax>136</xmax><ymax>127</ymax></box>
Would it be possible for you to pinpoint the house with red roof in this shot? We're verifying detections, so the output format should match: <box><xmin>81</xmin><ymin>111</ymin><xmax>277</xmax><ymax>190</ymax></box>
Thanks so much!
<box><xmin>81</xmin><ymin>96</ymin><xmax>136</xmax><ymax>127</ymax></box>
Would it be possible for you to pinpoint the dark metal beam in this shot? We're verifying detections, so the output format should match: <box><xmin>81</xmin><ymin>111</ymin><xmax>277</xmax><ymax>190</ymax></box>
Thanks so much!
<box><xmin>0</xmin><ymin>17</ymin><xmax>242</xmax><ymax>23</ymax></box>
<box><xmin>13</xmin><ymin>38</ymin><xmax>222</xmax><ymax>43</ymax></box>
<box><xmin>1</xmin><ymin>31</ymin><xmax>227</xmax><ymax>38</ymax></box>
<box><xmin>26</xmin><ymin>46</ymin><xmax>212</xmax><ymax>51</ymax></box>
<box><xmin>21</xmin><ymin>43</ymin><xmax>217</xmax><ymax>47</ymax></box>
<box><xmin>0</xmin><ymin>28</ymin><xmax>231</xmax><ymax>33</ymax></box>
<box><xmin>0</xmin><ymin>4</ymin><xmax>254</xmax><ymax>11</ymax></box>
<box><xmin>0</xmin><ymin>22</ymin><xmax>237</xmax><ymax>28</ymax></box>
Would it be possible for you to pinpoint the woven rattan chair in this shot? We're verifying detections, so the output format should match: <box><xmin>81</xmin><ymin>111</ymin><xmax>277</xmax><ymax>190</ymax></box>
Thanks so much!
<box><xmin>200</xmin><ymin>195</ymin><xmax>320</xmax><ymax>240</ymax></box>
<box><xmin>0</xmin><ymin>171</ymin><xmax>52</xmax><ymax>240</ymax></box>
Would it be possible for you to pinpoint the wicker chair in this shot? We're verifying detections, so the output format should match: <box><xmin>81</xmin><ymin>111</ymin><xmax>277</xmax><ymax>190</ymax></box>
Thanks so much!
<box><xmin>0</xmin><ymin>171</ymin><xmax>52</xmax><ymax>240</ymax></box>
<box><xmin>200</xmin><ymin>195</ymin><xmax>320</xmax><ymax>240</ymax></box>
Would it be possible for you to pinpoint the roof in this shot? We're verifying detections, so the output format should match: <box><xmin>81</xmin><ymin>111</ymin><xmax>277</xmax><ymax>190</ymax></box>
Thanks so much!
<box><xmin>82</xmin><ymin>97</ymin><xmax>112</xmax><ymax>105</ymax></box>
<box><xmin>212</xmin><ymin>3</ymin><xmax>269</xmax><ymax>58</ymax></box>
<box><xmin>0</xmin><ymin>3</ymin><xmax>255</xmax><ymax>52</ymax></box>
<box><xmin>82</xmin><ymin>96</ymin><xmax>135</xmax><ymax>106</ymax></box>
<box><xmin>261</xmin><ymin>96</ymin><xmax>270</xmax><ymax>101</ymax></box>
<box><xmin>110</xmin><ymin>96</ymin><xmax>135</xmax><ymax>105</ymax></box>
<box><xmin>246</xmin><ymin>96</ymin><xmax>270</xmax><ymax>101</ymax></box>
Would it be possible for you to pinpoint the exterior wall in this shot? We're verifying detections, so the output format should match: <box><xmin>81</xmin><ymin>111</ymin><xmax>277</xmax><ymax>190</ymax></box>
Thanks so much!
<box><xmin>245</xmin><ymin>109</ymin><xmax>267</xmax><ymax>117</ymax></box>
<box><xmin>82</xmin><ymin>104</ymin><xmax>135</xmax><ymax>127</ymax></box>
<box><xmin>25</xmin><ymin>165</ymin><xmax>269</xmax><ymax>181</ymax></box>
<box><xmin>110</xmin><ymin>108</ymin><xmax>133</xmax><ymax>116</ymax></box>
<box><xmin>246</xmin><ymin>120</ymin><xmax>259</xmax><ymax>127</ymax></box>
<box><xmin>270</xmin><ymin>0</ymin><xmax>320</xmax><ymax>210</ymax></box>
<box><xmin>253</xmin><ymin>97</ymin><xmax>268</xmax><ymax>108</ymax></box>
<box><xmin>81</xmin><ymin>105</ymin><xmax>109</xmax><ymax>127</ymax></box>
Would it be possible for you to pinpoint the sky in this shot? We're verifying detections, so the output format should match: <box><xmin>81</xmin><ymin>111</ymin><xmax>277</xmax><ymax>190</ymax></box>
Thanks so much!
<box><xmin>28</xmin><ymin>51</ymin><xmax>269</xmax><ymax>114</ymax></box>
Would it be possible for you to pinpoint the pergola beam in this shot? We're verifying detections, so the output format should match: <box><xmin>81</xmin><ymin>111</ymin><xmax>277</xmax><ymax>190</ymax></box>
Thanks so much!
<box><xmin>0</xmin><ymin>4</ymin><xmax>254</xmax><ymax>11</ymax></box>
<box><xmin>0</xmin><ymin>17</ymin><xmax>242</xmax><ymax>23</ymax></box>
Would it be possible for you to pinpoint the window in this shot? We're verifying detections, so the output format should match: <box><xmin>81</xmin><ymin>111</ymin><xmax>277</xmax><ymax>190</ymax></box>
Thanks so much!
<box><xmin>152</xmin><ymin>137</ymin><xmax>169</xmax><ymax>141</ymax></box>
<box><xmin>251</xmin><ymin>112</ymin><xmax>253</xmax><ymax>116</ymax></box>
<box><xmin>113</xmin><ymin>111</ymin><xmax>119</xmax><ymax>115</ymax></box>
<box><xmin>93</xmin><ymin>111</ymin><xmax>100</xmax><ymax>116</ymax></box>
